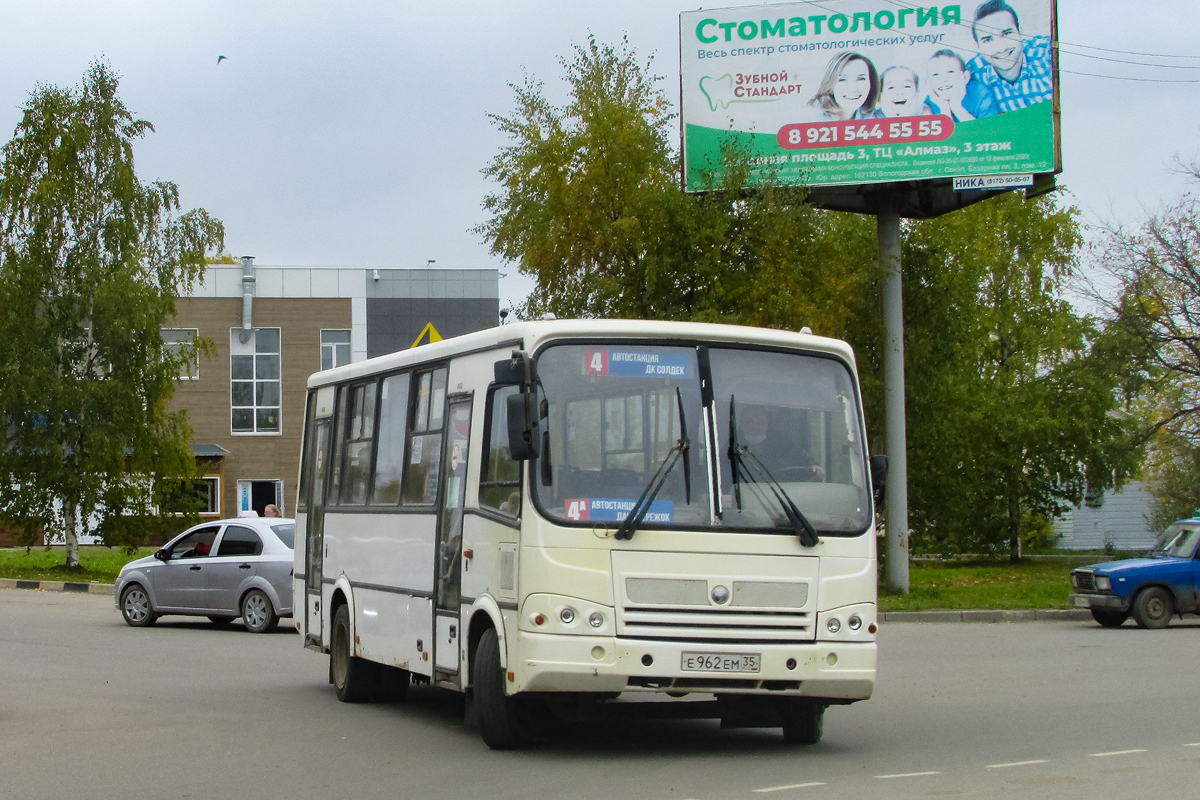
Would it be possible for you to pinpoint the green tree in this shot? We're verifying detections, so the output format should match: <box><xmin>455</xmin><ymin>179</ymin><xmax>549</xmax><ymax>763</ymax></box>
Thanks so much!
<box><xmin>902</xmin><ymin>193</ymin><xmax>1139</xmax><ymax>557</ymax></box>
<box><xmin>0</xmin><ymin>61</ymin><xmax>223</xmax><ymax>566</ymax></box>
<box><xmin>476</xmin><ymin>35</ymin><xmax>882</xmax><ymax>340</ymax></box>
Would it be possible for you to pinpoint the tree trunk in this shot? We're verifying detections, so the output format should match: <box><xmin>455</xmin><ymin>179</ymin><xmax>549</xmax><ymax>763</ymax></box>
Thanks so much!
<box><xmin>1007</xmin><ymin>493</ymin><xmax>1021</xmax><ymax>563</ymax></box>
<box><xmin>64</xmin><ymin>503</ymin><xmax>80</xmax><ymax>568</ymax></box>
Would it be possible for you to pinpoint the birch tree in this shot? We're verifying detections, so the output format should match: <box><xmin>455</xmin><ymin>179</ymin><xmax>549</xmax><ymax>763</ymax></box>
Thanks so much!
<box><xmin>0</xmin><ymin>61</ymin><xmax>223</xmax><ymax>566</ymax></box>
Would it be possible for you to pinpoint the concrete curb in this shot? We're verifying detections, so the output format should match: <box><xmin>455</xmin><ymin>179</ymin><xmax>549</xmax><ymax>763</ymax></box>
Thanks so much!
<box><xmin>1</xmin><ymin>578</ymin><xmax>115</xmax><ymax>596</ymax></box>
<box><xmin>880</xmin><ymin>608</ymin><xmax>1092</xmax><ymax>623</ymax></box>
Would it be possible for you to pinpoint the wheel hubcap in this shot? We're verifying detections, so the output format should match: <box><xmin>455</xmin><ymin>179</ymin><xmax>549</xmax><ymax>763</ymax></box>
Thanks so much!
<box><xmin>1148</xmin><ymin>598</ymin><xmax>1166</xmax><ymax>618</ymax></box>
<box><xmin>124</xmin><ymin>591</ymin><xmax>148</xmax><ymax>622</ymax></box>
<box><xmin>245</xmin><ymin>595</ymin><xmax>268</xmax><ymax>628</ymax></box>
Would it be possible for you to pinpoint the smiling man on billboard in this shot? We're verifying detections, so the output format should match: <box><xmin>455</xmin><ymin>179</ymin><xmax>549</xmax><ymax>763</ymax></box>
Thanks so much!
<box><xmin>967</xmin><ymin>0</ymin><xmax>1053</xmax><ymax>113</ymax></box>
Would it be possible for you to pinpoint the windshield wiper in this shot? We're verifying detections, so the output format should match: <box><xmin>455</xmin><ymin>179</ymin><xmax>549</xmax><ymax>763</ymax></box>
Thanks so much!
<box><xmin>614</xmin><ymin>388</ymin><xmax>691</xmax><ymax>541</ymax></box>
<box><xmin>728</xmin><ymin>395</ymin><xmax>819</xmax><ymax>548</ymax></box>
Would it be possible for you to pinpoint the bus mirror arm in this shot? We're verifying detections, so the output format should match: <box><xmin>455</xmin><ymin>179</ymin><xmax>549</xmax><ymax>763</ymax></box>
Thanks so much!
<box><xmin>494</xmin><ymin>350</ymin><xmax>537</xmax><ymax>387</ymax></box>
<box><xmin>869</xmin><ymin>455</ymin><xmax>889</xmax><ymax>507</ymax></box>
<box><xmin>540</xmin><ymin>430</ymin><xmax>553</xmax><ymax>486</ymax></box>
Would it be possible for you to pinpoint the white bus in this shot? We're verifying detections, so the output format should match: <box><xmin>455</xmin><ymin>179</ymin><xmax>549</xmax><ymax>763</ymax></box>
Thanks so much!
<box><xmin>294</xmin><ymin>319</ymin><xmax>885</xmax><ymax>748</ymax></box>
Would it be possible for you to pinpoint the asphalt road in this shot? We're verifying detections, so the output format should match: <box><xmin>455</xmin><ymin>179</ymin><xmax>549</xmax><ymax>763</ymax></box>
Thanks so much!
<box><xmin>2</xmin><ymin>590</ymin><xmax>1197</xmax><ymax>800</ymax></box>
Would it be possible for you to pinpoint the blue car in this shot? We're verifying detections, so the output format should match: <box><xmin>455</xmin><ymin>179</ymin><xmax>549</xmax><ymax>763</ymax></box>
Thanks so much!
<box><xmin>1069</xmin><ymin>520</ymin><xmax>1200</xmax><ymax>629</ymax></box>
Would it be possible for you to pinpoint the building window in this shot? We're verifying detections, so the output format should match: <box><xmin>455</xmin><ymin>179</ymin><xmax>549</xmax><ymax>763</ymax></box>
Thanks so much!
<box><xmin>162</xmin><ymin>328</ymin><xmax>199</xmax><ymax>379</ymax></box>
<box><xmin>231</xmin><ymin>328</ymin><xmax>281</xmax><ymax>434</ymax></box>
<box><xmin>162</xmin><ymin>476</ymin><xmax>220</xmax><ymax>515</ymax></box>
<box><xmin>321</xmin><ymin>330</ymin><xmax>352</xmax><ymax>371</ymax></box>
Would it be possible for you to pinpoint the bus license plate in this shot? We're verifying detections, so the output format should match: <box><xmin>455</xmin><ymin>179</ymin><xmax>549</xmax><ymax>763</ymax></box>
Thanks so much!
<box><xmin>681</xmin><ymin>652</ymin><xmax>761</xmax><ymax>673</ymax></box>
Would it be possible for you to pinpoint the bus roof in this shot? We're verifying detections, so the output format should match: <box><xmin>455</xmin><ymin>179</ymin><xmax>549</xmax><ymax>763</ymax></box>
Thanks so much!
<box><xmin>307</xmin><ymin>318</ymin><xmax>857</xmax><ymax>389</ymax></box>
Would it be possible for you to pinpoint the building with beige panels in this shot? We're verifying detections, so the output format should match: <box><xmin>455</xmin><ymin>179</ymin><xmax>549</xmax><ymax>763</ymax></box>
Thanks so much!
<box><xmin>168</xmin><ymin>259</ymin><xmax>499</xmax><ymax>524</ymax></box>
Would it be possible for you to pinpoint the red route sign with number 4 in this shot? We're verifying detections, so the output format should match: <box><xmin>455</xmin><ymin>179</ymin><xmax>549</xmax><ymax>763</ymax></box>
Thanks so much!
<box><xmin>777</xmin><ymin>115</ymin><xmax>955</xmax><ymax>150</ymax></box>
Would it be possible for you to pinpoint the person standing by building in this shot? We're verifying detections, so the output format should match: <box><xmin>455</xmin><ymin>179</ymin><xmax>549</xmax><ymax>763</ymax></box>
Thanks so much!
<box><xmin>966</xmin><ymin>0</ymin><xmax>1053</xmax><ymax>114</ymax></box>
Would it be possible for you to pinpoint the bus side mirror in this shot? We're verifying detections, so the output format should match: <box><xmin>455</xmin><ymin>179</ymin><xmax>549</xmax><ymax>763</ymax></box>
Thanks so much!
<box><xmin>870</xmin><ymin>455</ymin><xmax>889</xmax><ymax>507</ymax></box>
<box><xmin>507</xmin><ymin>392</ymin><xmax>541</xmax><ymax>461</ymax></box>
<box><xmin>494</xmin><ymin>350</ymin><xmax>537</xmax><ymax>387</ymax></box>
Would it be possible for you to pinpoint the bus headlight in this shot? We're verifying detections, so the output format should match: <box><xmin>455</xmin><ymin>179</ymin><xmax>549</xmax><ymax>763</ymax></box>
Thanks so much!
<box><xmin>588</xmin><ymin>611</ymin><xmax>604</xmax><ymax>628</ymax></box>
<box><xmin>827</xmin><ymin>617</ymin><xmax>841</xmax><ymax>634</ymax></box>
<box><xmin>848</xmin><ymin>615</ymin><xmax>863</xmax><ymax>631</ymax></box>
<box><xmin>559</xmin><ymin>607</ymin><xmax>576</xmax><ymax>624</ymax></box>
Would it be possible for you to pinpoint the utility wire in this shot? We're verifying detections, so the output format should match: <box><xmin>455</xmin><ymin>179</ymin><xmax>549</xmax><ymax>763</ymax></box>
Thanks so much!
<box><xmin>1061</xmin><ymin>69</ymin><xmax>1200</xmax><ymax>84</ymax></box>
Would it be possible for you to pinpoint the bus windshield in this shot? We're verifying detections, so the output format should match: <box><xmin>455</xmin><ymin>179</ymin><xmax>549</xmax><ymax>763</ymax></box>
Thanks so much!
<box><xmin>533</xmin><ymin>343</ymin><xmax>872</xmax><ymax>536</ymax></box>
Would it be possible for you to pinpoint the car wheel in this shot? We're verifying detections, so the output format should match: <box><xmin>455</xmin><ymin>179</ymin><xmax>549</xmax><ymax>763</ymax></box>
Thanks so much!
<box><xmin>1131</xmin><ymin>587</ymin><xmax>1173</xmax><ymax>630</ymax></box>
<box><xmin>208</xmin><ymin>615</ymin><xmax>236</xmax><ymax>625</ymax></box>
<box><xmin>120</xmin><ymin>585</ymin><xmax>158</xmax><ymax>627</ymax></box>
<box><xmin>780</xmin><ymin>698</ymin><xmax>824</xmax><ymax>745</ymax></box>
<box><xmin>331</xmin><ymin>604</ymin><xmax>379</xmax><ymax>703</ymax></box>
<box><xmin>241</xmin><ymin>589</ymin><xmax>279</xmax><ymax>633</ymax></box>
<box><xmin>1090</xmin><ymin>609</ymin><xmax>1128</xmax><ymax>628</ymax></box>
<box><xmin>474</xmin><ymin>627</ymin><xmax>532</xmax><ymax>749</ymax></box>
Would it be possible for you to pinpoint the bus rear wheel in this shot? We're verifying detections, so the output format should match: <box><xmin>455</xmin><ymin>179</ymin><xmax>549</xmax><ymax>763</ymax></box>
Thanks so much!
<box><xmin>331</xmin><ymin>605</ymin><xmax>377</xmax><ymax>702</ymax></box>
<box><xmin>474</xmin><ymin>628</ymin><xmax>531</xmax><ymax>749</ymax></box>
<box><xmin>780</xmin><ymin>698</ymin><xmax>824</xmax><ymax>745</ymax></box>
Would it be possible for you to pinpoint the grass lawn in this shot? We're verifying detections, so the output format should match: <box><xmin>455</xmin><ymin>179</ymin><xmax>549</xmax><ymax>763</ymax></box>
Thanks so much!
<box><xmin>879</xmin><ymin>557</ymin><xmax>1112</xmax><ymax>612</ymax></box>
<box><xmin>0</xmin><ymin>546</ymin><xmax>156</xmax><ymax>584</ymax></box>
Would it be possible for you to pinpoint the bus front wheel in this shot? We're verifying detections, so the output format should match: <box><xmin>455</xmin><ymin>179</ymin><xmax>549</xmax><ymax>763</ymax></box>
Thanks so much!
<box><xmin>474</xmin><ymin>628</ymin><xmax>531</xmax><ymax>749</ymax></box>
<box><xmin>780</xmin><ymin>698</ymin><xmax>824</xmax><ymax>745</ymax></box>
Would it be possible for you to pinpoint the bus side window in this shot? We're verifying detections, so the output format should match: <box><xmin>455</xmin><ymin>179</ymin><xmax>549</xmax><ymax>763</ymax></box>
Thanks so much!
<box><xmin>339</xmin><ymin>381</ymin><xmax>377</xmax><ymax>505</ymax></box>
<box><xmin>403</xmin><ymin>367</ymin><xmax>448</xmax><ymax>505</ymax></box>
<box><xmin>480</xmin><ymin>385</ymin><xmax>522</xmax><ymax>517</ymax></box>
<box><xmin>371</xmin><ymin>372</ymin><xmax>411</xmax><ymax>505</ymax></box>
<box><xmin>327</xmin><ymin>385</ymin><xmax>349</xmax><ymax>506</ymax></box>
<box><xmin>297</xmin><ymin>391</ymin><xmax>316</xmax><ymax>512</ymax></box>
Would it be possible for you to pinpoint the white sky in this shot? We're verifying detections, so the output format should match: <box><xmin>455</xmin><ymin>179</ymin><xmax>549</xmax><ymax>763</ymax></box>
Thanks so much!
<box><xmin>2</xmin><ymin>0</ymin><xmax>1197</xmax><ymax>313</ymax></box>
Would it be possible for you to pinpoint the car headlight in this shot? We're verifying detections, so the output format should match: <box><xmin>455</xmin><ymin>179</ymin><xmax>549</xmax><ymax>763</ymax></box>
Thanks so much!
<box><xmin>1095</xmin><ymin>575</ymin><xmax>1111</xmax><ymax>592</ymax></box>
<box><xmin>1070</xmin><ymin>573</ymin><xmax>1079</xmax><ymax>589</ymax></box>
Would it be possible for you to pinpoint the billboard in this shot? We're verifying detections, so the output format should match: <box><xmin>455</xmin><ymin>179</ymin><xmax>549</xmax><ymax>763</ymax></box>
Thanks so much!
<box><xmin>680</xmin><ymin>0</ymin><xmax>1059</xmax><ymax>193</ymax></box>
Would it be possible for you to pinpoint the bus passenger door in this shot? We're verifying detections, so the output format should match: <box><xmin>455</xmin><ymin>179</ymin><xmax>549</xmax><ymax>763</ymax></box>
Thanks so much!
<box><xmin>305</xmin><ymin>419</ymin><xmax>331</xmax><ymax>648</ymax></box>
<box><xmin>434</xmin><ymin>395</ymin><xmax>472</xmax><ymax>675</ymax></box>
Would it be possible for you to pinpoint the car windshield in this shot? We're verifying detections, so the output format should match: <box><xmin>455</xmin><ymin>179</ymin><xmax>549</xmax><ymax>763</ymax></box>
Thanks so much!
<box><xmin>532</xmin><ymin>343</ymin><xmax>871</xmax><ymax>535</ymax></box>
<box><xmin>271</xmin><ymin>523</ymin><xmax>296</xmax><ymax>549</ymax></box>
<box><xmin>1153</xmin><ymin>523</ymin><xmax>1200</xmax><ymax>558</ymax></box>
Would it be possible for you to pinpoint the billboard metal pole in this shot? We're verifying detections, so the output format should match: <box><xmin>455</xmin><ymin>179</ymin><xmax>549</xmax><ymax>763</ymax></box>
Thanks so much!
<box><xmin>878</xmin><ymin>200</ymin><xmax>910</xmax><ymax>593</ymax></box>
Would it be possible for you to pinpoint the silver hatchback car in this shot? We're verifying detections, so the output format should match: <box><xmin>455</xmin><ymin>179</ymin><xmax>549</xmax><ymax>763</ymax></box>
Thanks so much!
<box><xmin>115</xmin><ymin>518</ymin><xmax>295</xmax><ymax>633</ymax></box>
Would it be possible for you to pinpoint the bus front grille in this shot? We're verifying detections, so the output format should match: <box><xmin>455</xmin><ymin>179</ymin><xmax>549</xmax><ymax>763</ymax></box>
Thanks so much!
<box><xmin>618</xmin><ymin>607</ymin><xmax>815</xmax><ymax>643</ymax></box>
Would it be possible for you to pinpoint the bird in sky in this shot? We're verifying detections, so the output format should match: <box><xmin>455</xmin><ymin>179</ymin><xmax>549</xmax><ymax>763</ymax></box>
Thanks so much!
<box><xmin>217</xmin><ymin>55</ymin><xmax>227</xmax><ymax>64</ymax></box>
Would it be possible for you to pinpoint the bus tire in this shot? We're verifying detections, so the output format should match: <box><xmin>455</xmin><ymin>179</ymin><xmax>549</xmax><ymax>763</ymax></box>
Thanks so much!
<box><xmin>331</xmin><ymin>605</ymin><xmax>377</xmax><ymax>702</ymax></box>
<box><xmin>474</xmin><ymin>627</ymin><xmax>530</xmax><ymax>749</ymax></box>
<box><xmin>780</xmin><ymin>698</ymin><xmax>824</xmax><ymax>745</ymax></box>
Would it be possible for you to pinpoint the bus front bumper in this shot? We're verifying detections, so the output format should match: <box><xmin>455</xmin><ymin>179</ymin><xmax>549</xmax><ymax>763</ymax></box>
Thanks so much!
<box><xmin>510</xmin><ymin>631</ymin><xmax>875</xmax><ymax>700</ymax></box>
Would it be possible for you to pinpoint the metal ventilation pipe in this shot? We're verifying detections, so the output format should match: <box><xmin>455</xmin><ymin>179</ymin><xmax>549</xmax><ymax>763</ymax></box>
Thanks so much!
<box><xmin>238</xmin><ymin>256</ymin><xmax>256</xmax><ymax>343</ymax></box>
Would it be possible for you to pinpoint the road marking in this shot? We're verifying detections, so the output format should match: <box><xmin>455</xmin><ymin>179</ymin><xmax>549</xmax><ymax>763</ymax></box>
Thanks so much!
<box><xmin>1185</xmin><ymin>743</ymin><xmax>1200</xmax><ymax>747</ymax></box>
<box><xmin>1089</xmin><ymin>749</ymin><xmax>1147</xmax><ymax>758</ymax></box>
<box><xmin>987</xmin><ymin>759</ymin><xmax>1049</xmax><ymax>769</ymax></box>
<box><xmin>874</xmin><ymin>771</ymin><xmax>941</xmax><ymax>779</ymax></box>
<box><xmin>754</xmin><ymin>783</ymin><xmax>827</xmax><ymax>793</ymax></box>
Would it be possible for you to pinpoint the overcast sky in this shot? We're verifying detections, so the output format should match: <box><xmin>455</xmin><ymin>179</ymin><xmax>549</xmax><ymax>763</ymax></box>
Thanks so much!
<box><xmin>2</xmin><ymin>0</ymin><xmax>1197</xmax><ymax>311</ymax></box>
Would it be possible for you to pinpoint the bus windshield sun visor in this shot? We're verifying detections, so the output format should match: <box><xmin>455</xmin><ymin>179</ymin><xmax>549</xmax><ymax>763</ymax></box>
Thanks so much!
<box><xmin>728</xmin><ymin>395</ymin><xmax>819</xmax><ymax>548</ymax></box>
<box><xmin>614</xmin><ymin>388</ymin><xmax>691</xmax><ymax>541</ymax></box>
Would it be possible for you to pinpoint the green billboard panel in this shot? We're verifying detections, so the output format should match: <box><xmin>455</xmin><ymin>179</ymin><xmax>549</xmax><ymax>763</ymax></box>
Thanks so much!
<box><xmin>680</xmin><ymin>0</ymin><xmax>1060</xmax><ymax>192</ymax></box>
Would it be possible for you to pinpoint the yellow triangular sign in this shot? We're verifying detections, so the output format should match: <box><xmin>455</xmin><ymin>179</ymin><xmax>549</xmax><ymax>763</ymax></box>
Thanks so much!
<box><xmin>410</xmin><ymin>322</ymin><xmax>444</xmax><ymax>348</ymax></box>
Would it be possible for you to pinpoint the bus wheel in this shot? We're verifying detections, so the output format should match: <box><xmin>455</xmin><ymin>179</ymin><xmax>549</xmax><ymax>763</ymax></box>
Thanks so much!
<box><xmin>474</xmin><ymin>628</ymin><xmax>531</xmax><ymax>749</ymax></box>
<box><xmin>780</xmin><ymin>699</ymin><xmax>824</xmax><ymax>745</ymax></box>
<box><xmin>331</xmin><ymin>605</ymin><xmax>377</xmax><ymax>702</ymax></box>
